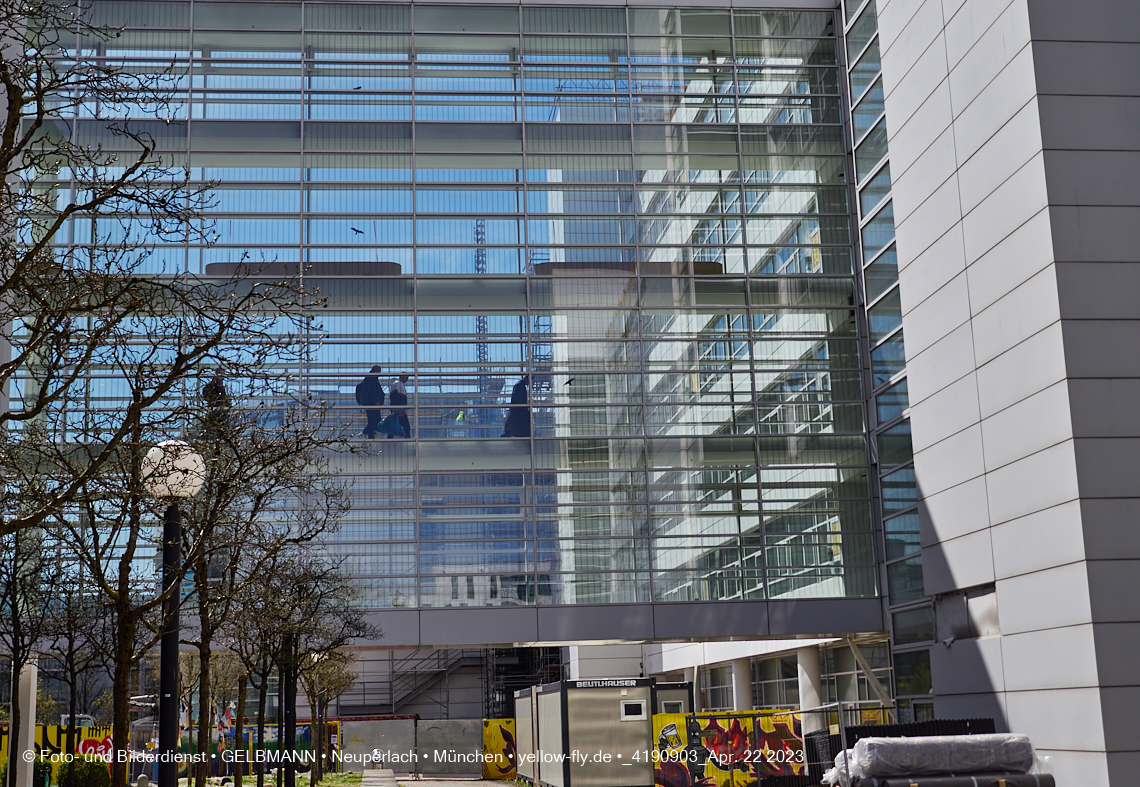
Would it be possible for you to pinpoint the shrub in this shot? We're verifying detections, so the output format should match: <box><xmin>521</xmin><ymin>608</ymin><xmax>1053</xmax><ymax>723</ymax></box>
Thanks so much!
<box><xmin>74</xmin><ymin>756</ymin><xmax>112</xmax><ymax>787</ymax></box>
<box><xmin>34</xmin><ymin>756</ymin><xmax>51</xmax><ymax>787</ymax></box>
<box><xmin>1</xmin><ymin>755</ymin><xmax>53</xmax><ymax>787</ymax></box>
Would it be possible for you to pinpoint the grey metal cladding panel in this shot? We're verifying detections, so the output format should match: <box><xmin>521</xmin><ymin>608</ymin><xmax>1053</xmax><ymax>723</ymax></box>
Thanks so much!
<box><xmin>1068</xmin><ymin>378</ymin><xmax>1140</xmax><ymax>439</ymax></box>
<box><xmin>652</xmin><ymin>601</ymin><xmax>770</xmax><ymax>639</ymax></box>
<box><xmin>1099</xmin><ymin>686</ymin><xmax>1140</xmax><ymax>752</ymax></box>
<box><xmin>1051</xmin><ymin>206</ymin><xmax>1140</xmax><ymax>263</ymax></box>
<box><xmin>1108</xmin><ymin>752</ymin><xmax>1140</xmax><ymax>787</ymax></box>
<box><xmin>1033</xmin><ymin>41</ymin><xmax>1140</xmax><ymax>96</ymax></box>
<box><xmin>1093</xmin><ymin>622</ymin><xmax>1140</xmax><ymax>687</ymax></box>
<box><xmin>765</xmin><ymin>598</ymin><xmax>884</xmax><ymax>636</ymax></box>
<box><xmin>1054</xmin><ymin>262</ymin><xmax>1140</xmax><ymax>319</ymax></box>
<box><xmin>419</xmin><ymin>607</ymin><xmax>540</xmax><ymax>647</ymax></box>
<box><xmin>537</xmin><ymin>604</ymin><xmax>655</xmax><ymax>643</ymax></box>
<box><xmin>188</xmin><ymin>0</ymin><xmax>835</xmax><ymax>6</ymax></box>
<box><xmin>928</xmin><ymin>636</ymin><xmax>1006</xmax><ymax>696</ymax></box>
<box><xmin>1072</xmin><ymin>438</ymin><xmax>1140</xmax><ymax>499</ymax></box>
<box><xmin>1027</xmin><ymin>0</ymin><xmax>1140</xmax><ymax>43</ymax></box>
<box><xmin>931</xmin><ymin>693</ymin><xmax>1010</xmax><ymax>733</ymax></box>
<box><xmin>1039</xmin><ymin>95</ymin><xmax>1140</xmax><ymax>151</ymax></box>
<box><xmin>1085</xmin><ymin>559</ymin><xmax>1140</xmax><ymax>624</ymax></box>
<box><xmin>921</xmin><ymin>529</ymin><xmax>996</xmax><ymax>597</ymax></box>
<box><xmin>1080</xmin><ymin>499</ymin><xmax>1140</xmax><ymax>561</ymax></box>
<box><xmin>1044</xmin><ymin>151</ymin><xmax>1140</xmax><ymax>208</ymax></box>
<box><xmin>372</xmin><ymin>600</ymin><xmax>883</xmax><ymax>646</ymax></box>
<box><xmin>360</xmin><ymin>609</ymin><xmax>420</xmax><ymax>647</ymax></box>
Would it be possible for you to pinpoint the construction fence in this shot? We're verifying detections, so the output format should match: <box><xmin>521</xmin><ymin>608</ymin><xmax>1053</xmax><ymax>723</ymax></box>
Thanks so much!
<box><xmin>338</xmin><ymin>717</ymin><xmax>516</xmax><ymax>779</ymax></box>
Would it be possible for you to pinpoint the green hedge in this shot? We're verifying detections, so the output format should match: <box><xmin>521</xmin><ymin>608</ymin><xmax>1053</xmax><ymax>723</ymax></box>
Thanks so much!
<box><xmin>74</xmin><ymin>756</ymin><xmax>112</xmax><ymax>787</ymax></box>
<box><xmin>0</xmin><ymin>755</ymin><xmax>52</xmax><ymax>787</ymax></box>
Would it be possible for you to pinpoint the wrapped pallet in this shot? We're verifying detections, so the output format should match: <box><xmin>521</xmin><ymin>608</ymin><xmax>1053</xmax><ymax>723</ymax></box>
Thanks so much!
<box><xmin>824</xmin><ymin>733</ymin><xmax>1040</xmax><ymax>786</ymax></box>
<box><xmin>854</xmin><ymin>775</ymin><xmax>1054</xmax><ymax>787</ymax></box>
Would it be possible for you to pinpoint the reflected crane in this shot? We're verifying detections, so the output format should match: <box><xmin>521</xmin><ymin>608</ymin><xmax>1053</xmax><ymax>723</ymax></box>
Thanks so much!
<box><xmin>475</xmin><ymin>219</ymin><xmax>491</xmax><ymax>394</ymax></box>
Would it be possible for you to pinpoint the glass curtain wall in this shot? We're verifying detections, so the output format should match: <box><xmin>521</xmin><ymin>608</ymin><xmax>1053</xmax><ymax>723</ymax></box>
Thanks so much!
<box><xmin>842</xmin><ymin>0</ymin><xmax>932</xmax><ymax>719</ymax></box>
<box><xmin>55</xmin><ymin>1</ymin><xmax>876</xmax><ymax>610</ymax></box>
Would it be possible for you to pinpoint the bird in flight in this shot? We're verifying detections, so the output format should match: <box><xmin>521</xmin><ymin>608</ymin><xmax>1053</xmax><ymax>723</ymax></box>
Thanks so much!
<box><xmin>565</xmin><ymin>378</ymin><xmax>575</xmax><ymax>385</ymax></box>
<box><xmin>351</xmin><ymin>227</ymin><xmax>363</xmax><ymax>235</ymax></box>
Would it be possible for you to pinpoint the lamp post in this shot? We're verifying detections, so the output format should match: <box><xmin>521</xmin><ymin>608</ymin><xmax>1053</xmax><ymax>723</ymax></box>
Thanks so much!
<box><xmin>142</xmin><ymin>440</ymin><xmax>206</xmax><ymax>787</ymax></box>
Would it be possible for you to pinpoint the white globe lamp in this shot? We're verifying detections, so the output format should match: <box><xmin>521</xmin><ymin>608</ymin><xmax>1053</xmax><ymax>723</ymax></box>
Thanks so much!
<box><xmin>142</xmin><ymin>439</ymin><xmax>206</xmax><ymax>499</ymax></box>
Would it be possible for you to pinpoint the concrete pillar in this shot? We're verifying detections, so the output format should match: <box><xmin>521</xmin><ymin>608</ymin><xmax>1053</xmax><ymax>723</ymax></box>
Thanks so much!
<box><xmin>683</xmin><ymin>667</ymin><xmax>699</xmax><ymax>711</ymax></box>
<box><xmin>15</xmin><ymin>659</ymin><xmax>38</xmax><ymax>787</ymax></box>
<box><xmin>731</xmin><ymin>658</ymin><xmax>752</xmax><ymax>711</ymax></box>
<box><xmin>797</xmin><ymin>647</ymin><xmax>824</xmax><ymax>735</ymax></box>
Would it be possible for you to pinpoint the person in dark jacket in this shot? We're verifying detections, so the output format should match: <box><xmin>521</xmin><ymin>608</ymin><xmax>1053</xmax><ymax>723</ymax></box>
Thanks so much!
<box><xmin>502</xmin><ymin>374</ymin><xmax>531</xmax><ymax>437</ymax></box>
<box><xmin>202</xmin><ymin>375</ymin><xmax>230</xmax><ymax>440</ymax></box>
<box><xmin>355</xmin><ymin>366</ymin><xmax>385</xmax><ymax>439</ymax></box>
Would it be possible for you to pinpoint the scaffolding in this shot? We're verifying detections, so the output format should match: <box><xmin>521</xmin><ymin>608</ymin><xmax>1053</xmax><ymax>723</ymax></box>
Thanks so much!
<box><xmin>483</xmin><ymin>647</ymin><xmax>563</xmax><ymax>719</ymax></box>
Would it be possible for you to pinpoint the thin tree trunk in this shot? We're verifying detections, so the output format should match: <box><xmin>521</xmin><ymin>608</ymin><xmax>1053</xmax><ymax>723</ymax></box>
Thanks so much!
<box><xmin>7</xmin><ymin>656</ymin><xmax>22</xmax><ymax>787</ymax></box>
<box><xmin>68</xmin><ymin>658</ymin><xmax>79</xmax><ymax>787</ymax></box>
<box><xmin>256</xmin><ymin>678</ymin><xmax>268</xmax><ymax>787</ymax></box>
<box><xmin>6</xmin><ymin>545</ymin><xmax>24</xmax><ymax>787</ymax></box>
<box><xmin>309</xmin><ymin>695</ymin><xmax>317</xmax><ymax>787</ymax></box>
<box><xmin>111</xmin><ymin>614</ymin><xmax>135</xmax><ymax>787</ymax></box>
<box><xmin>314</xmin><ymin>695</ymin><xmax>322</xmax><ymax>785</ymax></box>
<box><xmin>235</xmin><ymin>673</ymin><xmax>248</xmax><ymax>787</ymax></box>
<box><xmin>196</xmin><ymin>640</ymin><xmax>211</xmax><ymax>787</ymax></box>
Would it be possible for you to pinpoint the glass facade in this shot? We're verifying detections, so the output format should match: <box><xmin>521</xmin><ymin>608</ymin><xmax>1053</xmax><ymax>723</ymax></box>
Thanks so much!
<box><xmin>750</xmin><ymin>643</ymin><xmax>891</xmax><ymax>709</ymax></box>
<box><xmin>47</xmin><ymin>2</ymin><xmax>878</xmax><ymax>610</ymax></box>
<box><xmin>842</xmin><ymin>0</ymin><xmax>930</xmax><ymax>716</ymax></box>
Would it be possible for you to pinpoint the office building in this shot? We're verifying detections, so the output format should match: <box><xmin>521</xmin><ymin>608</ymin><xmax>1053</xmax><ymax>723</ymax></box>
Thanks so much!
<box><xmin>45</xmin><ymin>0</ymin><xmax>1140</xmax><ymax>783</ymax></box>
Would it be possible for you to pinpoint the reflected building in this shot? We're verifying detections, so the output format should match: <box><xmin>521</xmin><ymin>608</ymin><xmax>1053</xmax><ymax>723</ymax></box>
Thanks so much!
<box><xmin>95</xmin><ymin>3</ymin><xmax>873</xmax><ymax>616</ymax></box>
<box><xmin>50</xmin><ymin>1</ymin><xmax>876</xmax><ymax>636</ymax></box>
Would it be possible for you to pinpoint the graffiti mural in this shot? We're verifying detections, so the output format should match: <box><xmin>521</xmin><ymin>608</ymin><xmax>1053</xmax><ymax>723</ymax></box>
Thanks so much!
<box><xmin>651</xmin><ymin>712</ymin><xmax>807</xmax><ymax>787</ymax></box>
<box><xmin>481</xmin><ymin>718</ymin><xmax>516</xmax><ymax>779</ymax></box>
<box><xmin>751</xmin><ymin>713</ymin><xmax>804</xmax><ymax>780</ymax></box>
<box><xmin>653</xmin><ymin>713</ymin><xmax>712</xmax><ymax>787</ymax></box>
<box><xmin>0</xmin><ymin>726</ymin><xmax>115</xmax><ymax>782</ymax></box>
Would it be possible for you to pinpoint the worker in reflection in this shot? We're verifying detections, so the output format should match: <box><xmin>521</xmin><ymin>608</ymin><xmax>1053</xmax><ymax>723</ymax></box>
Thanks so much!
<box><xmin>389</xmin><ymin>373</ymin><xmax>411</xmax><ymax>438</ymax></box>
<box><xmin>355</xmin><ymin>365</ymin><xmax>385</xmax><ymax>439</ymax></box>
<box><xmin>501</xmin><ymin>374</ymin><xmax>531</xmax><ymax>437</ymax></box>
<box><xmin>202</xmin><ymin>375</ymin><xmax>230</xmax><ymax>441</ymax></box>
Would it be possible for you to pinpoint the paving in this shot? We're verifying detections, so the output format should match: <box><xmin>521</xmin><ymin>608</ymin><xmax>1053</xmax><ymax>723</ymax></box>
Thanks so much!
<box><xmin>360</xmin><ymin>769</ymin><xmax>400</xmax><ymax>787</ymax></box>
<box><xmin>394</xmin><ymin>775</ymin><xmax>506</xmax><ymax>780</ymax></box>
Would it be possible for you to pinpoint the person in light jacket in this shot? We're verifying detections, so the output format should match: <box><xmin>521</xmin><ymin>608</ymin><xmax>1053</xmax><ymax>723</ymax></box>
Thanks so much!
<box><xmin>389</xmin><ymin>373</ymin><xmax>411</xmax><ymax>438</ymax></box>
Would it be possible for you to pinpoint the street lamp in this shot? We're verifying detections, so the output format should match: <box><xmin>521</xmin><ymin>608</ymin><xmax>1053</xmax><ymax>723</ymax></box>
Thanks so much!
<box><xmin>142</xmin><ymin>440</ymin><xmax>205</xmax><ymax>787</ymax></box>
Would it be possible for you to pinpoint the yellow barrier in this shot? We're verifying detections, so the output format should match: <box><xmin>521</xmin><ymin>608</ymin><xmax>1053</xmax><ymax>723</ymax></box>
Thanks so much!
<box><xmin>481</xmin><ymin>718</ymin><xmax>516</xmax><ymax>780</ymax></box>
<box><xmin>0</xmin><ymin>725</ymin><xmax>116</xmax><ymax>783</ymax></box>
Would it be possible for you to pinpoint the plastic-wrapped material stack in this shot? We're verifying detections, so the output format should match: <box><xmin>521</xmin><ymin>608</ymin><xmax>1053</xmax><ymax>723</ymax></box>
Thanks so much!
<box><xmin>822</xmin><ymin>733</ymin><xmax>1053</xmax><ymax>787</ymax></box>
<box><xmin>840</xmin><ymin>777</ymin><xmax>1053</xmax><ymax>787</ymax></box>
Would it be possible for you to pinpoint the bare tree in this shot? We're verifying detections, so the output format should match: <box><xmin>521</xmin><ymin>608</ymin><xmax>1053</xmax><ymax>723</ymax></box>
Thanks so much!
<box><xmin>0</xmin><ymin>528</ymin><xmax>62</xmax><ymax>787</ymax></box>
<box><xmin>0</xmin><ymin>9</ymin><xmax>373</xmax><ymax>787</ymax></box>
<box><xmin>182</xmin><ymin>385</ymin><xmax>350</xmax><ymax>787</ymax></box>
<box><xmin>298</xmin><ymin>651</ymin><xmax>357</xmax><ymax>786</ymax></box>
<box><xmin>224</xmin><ymin>558</ymin><xmax>292</xmax><ymax>787</ymax></box>
<box><xmin>0</xmin><ymin>3</ymin><xmax>340</xmax><ymax>787</ymax></box>
<box><xmin>42</xmin><ymin>564</ymin><xmax>106</xmax><ymax>787</ymax></box>
<box><xmin>0</xmin><ymin>0</ymin><xmax>213</xmax><ymax>545</ymax></box>
<box><xmin>276</xmin><ymin>556</ymin><xmax>379</xmax><ymax>787</ymax></box>
<box><xmin>224</xmin><ymin>552</ymin><xmax>379</xmax><ymax>787</ymax></box>
<box><xmin>209</xmin><ymin>649</ymin><xmax>244</xmax><ymax>763</ymax></box>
